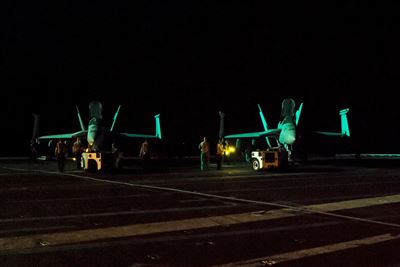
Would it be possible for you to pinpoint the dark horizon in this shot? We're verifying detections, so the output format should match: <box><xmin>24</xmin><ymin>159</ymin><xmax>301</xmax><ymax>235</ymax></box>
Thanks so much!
<box><xmin>3</xmin><ymin>2</ymin><xmax>400</xmax><ymax>156</ymax></box>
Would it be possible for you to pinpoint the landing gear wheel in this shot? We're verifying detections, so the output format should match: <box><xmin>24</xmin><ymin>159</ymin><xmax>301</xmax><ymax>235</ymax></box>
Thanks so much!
<box><xmin>252</xmin><ymin>158</ymin><xmax>261</xmax><ymax>171</ymax></box>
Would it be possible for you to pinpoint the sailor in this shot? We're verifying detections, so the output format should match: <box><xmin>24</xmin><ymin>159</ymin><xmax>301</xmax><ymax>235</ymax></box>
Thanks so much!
<box><xmin>198</xmin><ymin>137</ymin><xmax>210</xmax><ymax>170</ymax></box>
<box><xmin>139</xmin><ymin>139</ymin><xmax>150</xmax><ymax>169</ymax></box>
<box><xmin>216</xmin><ymin>138</ymin><xmax>224</xmax><ymax>170</ymax></box>
<box><xmin>72</xmin><ymin>138</ymin><xmax>83</xmax><ymax>169</ymax></box>
<box><xmin>55</xmin><ymin>139</ymin><xmax>67</xmax><ymax>172</ymax></box>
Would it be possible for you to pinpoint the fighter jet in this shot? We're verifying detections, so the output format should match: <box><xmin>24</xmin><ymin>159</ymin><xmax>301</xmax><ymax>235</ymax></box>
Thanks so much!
<box><xmin>34</xmin><ymin>100</ymin><xmax>161</xmax><ymax>152</ymax></box>
<box><xmin>221</xmin><ymin>98</ymin><xmax>350</xmax><ymax>160</ymax></box>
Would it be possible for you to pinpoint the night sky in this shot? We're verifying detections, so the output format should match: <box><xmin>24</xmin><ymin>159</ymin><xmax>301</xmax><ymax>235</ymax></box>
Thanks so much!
<box><xmin>2</xmin><ymin>2</ymin><xmax>400</xmax><ymax>156</ymax></box>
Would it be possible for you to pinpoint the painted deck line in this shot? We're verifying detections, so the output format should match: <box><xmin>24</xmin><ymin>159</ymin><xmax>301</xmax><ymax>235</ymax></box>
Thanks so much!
<box><xmin>0</xmin><ymin>193</ymin><xmax>400</xmax><ymax>252</ymax></box>
<box><xmin>1</xmin><ymin>167</ymin><xmax>400</xmax><ymax>252</ymax></box>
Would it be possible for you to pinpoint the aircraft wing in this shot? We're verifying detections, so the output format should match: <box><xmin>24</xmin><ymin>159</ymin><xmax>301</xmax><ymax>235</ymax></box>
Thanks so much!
<box><xmin>311</xmin><ymin>108</ymin><xmax>351</xmax><ymax>138</ymax></box>
<box><xmin>224</xmin><ymin>129</ymin><xmax>281</xmax><ymax>139</ymax></box>
<box><xmin>312</xmin><ymin>131</ymin><xmax>348</xmax><ymax>137</ymax></box>
<box><xmin>37</xmin><ymin>131</ymin><xmax>87</xmax><ymax>140</ymax></box>
<box><xmin>119</xmin><ymin>133</ymin><xmax>160</xmax><ymax>139</ymax></box>
<box><xmin>118</xmin><ymin>115</ymin><xmax>162</xmax><ymax>139</ymax></box>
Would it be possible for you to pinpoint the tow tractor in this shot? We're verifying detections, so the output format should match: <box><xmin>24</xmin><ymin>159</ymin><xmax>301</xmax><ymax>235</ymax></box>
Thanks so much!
<box><xmin>250</xmin><ymin>147</ymin><xmax>288</xmax><ymax>171</ymax></box>
<box><xmin>81</xmin><ymin>150</ymin><xmax>119</xmax><ymax>171</ymax></box>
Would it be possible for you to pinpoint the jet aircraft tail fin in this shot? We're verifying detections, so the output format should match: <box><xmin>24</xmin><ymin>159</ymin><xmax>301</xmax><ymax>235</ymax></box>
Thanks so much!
<box><xmin>219</xmin><ymin>111</ymin><xmax>225</xmax><ymax>139</ymax></box>
<box><xmin>295</xmin><ymin>102</ymin><xmax>303</xmax><ymax>126</ymax></box>
<box><xmin>313</xmin><ymin>107</ymin><xmax>350</xmax><ymax>137</ymax></box>
<box><xmin>110</xmin><ymin>105</ymin><xmax>121</xmax><ymax>132</ymax></box>
<box><xmin>155</xmin><ymin>114</ymin><xmax>162</xmax><ymax>139</ymax></box>
<box><xmin>258</xmin><ymin>104</ymin><xmax>272</xmax><ymax>148</ymax></box>
<box><xmin>258</xmin><ymin>104</ymin><xmax>268</xmax><ymax>131</ymax></box>
<box><xmin>340</xmin><ymin>108</ymin><xmax>350</xmax><ymax>137</ymax></box>
<box><xmin>32</xmin><ymin>114</ymin><xmax>40</xmax><ymax>142</ymax></box>
<box><xmin>76</xmin><ymin>105</ymin><xmax>86</xmax><ymax>131</ymax></box>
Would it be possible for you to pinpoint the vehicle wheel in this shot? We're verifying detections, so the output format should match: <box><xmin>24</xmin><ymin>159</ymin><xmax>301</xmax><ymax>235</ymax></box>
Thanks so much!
<box><xmin>252</xmin><ymin>158</ymin><xmax>261</xmax><ymax>171</ymax></box>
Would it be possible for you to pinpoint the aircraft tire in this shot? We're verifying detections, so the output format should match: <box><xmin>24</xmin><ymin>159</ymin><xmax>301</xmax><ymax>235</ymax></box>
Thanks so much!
<box><xmin>252</xmin><ymin>158</ymin><xmax>261</xmax><ymax>171</ymax></box>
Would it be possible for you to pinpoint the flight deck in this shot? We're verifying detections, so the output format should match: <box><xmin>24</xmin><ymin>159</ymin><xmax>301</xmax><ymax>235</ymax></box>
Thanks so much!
<box><xmin>1</xmin><ymin>157</ymin><xmax>400</xmax><ymax>266</ymax></box>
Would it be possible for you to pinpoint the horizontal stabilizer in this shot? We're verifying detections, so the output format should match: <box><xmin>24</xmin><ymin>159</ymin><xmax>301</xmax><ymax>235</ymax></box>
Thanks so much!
<box><xmin>224</xmin><ymin>129</ymin><xmax>280</xmax><ymax>139</ymax></box>
<box><xmin>120</xmin><ymin>114</ymin><xmax>162</xmax><ymax>140</ymax></box>
<box><xmin>119</xmin><ymin>133</ymin><xmax>160</xmax><ymax>139</ymax></box>
<box><xmin>313</xmin><ymin>131</ymin><xmax>347</xmax><ymax>137</ymax></box>
<box><xmin>313</xmin><ymin>108</ymin><xmax>350</xmax><ymax>137</ymax></box>
<box><xmin>37</xmin><ymin>130</ymin><xmax>87</xmax><ymax>140</ymax></box>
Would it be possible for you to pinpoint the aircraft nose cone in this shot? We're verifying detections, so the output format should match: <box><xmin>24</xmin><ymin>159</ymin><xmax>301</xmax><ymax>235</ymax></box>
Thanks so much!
<box><xmin>285</xmin><ymin>128</ymin><xmax>296</xmax><ymax>144</ymax></box>
<box><xmin>286</xmin><ymin>135</ymin><xmax>296</xmax><ymax>145</ymax></box>
<box><xmin>88</xmin><ymin>123</ymin><xmax>98</xmax><ymax>146</ymax></box>
<box><xmin>279</xmin><ymin>124</ymin><xmax>296</xmax><ymax>145</ymax></box>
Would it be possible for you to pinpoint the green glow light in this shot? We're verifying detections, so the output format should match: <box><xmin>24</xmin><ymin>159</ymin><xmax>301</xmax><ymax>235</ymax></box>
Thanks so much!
<box><xmin>295</xmin><ymin>103</ymin><xmax>303</xmax><ymax>126</ymax></box>
<box><xmin>340</xmin><ymin>108</ymin><xmax>350</xmax><ymax>137</ymax></box>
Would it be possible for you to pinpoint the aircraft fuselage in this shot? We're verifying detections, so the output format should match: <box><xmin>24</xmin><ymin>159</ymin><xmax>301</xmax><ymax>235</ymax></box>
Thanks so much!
<box><xmin>87</xmin><ymin>101</ymin><xmax>105</xmax><ymax>151</ymax></box>
<box><xmin>278</xmin><ymin>119</ymin><xmax>296</xmax><ymax>146</ymax></box>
